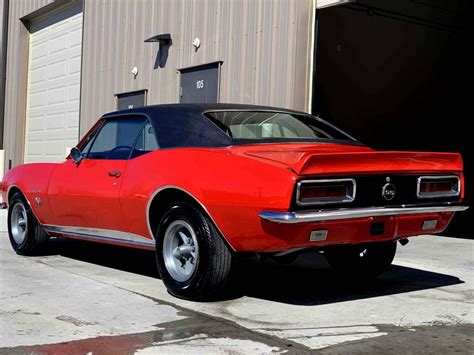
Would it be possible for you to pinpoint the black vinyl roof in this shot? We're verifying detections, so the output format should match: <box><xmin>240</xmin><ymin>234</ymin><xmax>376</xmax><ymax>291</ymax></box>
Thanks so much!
<box><xmin>100</xmin><ymin>103</ymin><xmax>359</xmax><ymax>149</ymax></box>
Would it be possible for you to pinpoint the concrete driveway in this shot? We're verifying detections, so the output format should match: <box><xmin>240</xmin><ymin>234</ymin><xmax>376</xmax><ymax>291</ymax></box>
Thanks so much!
<box><xmin>0</xmin><ymin>232</ymin><xmax>472</xmax><ymax>353</ymax></box>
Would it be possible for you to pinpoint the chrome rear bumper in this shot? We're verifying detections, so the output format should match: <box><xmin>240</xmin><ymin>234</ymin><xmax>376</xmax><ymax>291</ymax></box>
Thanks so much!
<box><xmin>259</xmin><ymin>204</ymin><xmax>469</xmax><ymax>224</ymax></box>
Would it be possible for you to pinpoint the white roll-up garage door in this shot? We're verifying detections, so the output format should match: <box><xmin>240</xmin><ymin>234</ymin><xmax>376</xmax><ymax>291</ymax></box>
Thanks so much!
<box><xmin>25</xmin><ymin>3</ymin><xmax>82</xmax><ymax>163</ymax></box>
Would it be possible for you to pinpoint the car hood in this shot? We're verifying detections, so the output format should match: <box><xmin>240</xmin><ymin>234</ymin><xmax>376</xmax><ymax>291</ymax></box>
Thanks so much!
<box><xmin>230</xmin><ymin>143</ymin><xmax>463</xmax><ymax>175</ymax></box>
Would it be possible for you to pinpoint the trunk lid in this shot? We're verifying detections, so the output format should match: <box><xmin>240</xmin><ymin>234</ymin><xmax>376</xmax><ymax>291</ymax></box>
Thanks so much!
<box><xmin>233</xmin><ymin>143</ymin><xmax>463</xmax><ymax>175</ymax></box>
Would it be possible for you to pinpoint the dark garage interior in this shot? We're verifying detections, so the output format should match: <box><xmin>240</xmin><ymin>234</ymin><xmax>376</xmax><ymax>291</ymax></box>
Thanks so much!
<box><xmin>314</xmin><ymin>0</ymin><xmax>472</xmax><ymax>237</ymax></box>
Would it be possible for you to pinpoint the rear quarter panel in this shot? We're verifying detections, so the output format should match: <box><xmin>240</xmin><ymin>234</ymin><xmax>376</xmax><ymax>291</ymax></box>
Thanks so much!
<box><xmin>120</xmin><ymin>148</ymin><xmax>297</xmax><ymax>250</ymax></box>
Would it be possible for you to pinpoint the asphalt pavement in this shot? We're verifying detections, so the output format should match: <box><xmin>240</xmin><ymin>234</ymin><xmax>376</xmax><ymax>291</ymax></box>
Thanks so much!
<box><xmin>0</xmin><ymin>232</ymin><xmax>472</xmax><ymax>354</ymax></box>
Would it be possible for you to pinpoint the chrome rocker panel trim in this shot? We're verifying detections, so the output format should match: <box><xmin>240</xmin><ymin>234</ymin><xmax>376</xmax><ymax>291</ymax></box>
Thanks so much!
<box><xmin>259</xmin><ymin>204</ymin><xmax>469</xmax><ymax>224</ymax></box>
<box><xmin>43</xmin><ymin>224</ymin><xmax>155</xmax><ymax>248</ymax></box>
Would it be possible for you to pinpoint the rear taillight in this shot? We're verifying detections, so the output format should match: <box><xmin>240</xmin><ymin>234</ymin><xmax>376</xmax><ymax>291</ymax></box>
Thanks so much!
<box><xmin>417</xmin><ymin>175</ymin><xmax>460</xmax><ymax>199</ymax></box>
<box><xmin>296</xmin><ymin>179</ymin><xmax>356</xmax><ymax>206</ymax></box>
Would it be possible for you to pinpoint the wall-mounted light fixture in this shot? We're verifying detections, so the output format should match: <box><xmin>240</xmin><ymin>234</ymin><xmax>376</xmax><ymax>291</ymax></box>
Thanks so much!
<box><xmin>145</xmin><ymin>33</ymin><xmax>172</xmax><ymax>69</ymax></box>
<box><xmin>192</xmin><ymin>37</ymin><xmax>201</xmax><ymax>50</ymax></box>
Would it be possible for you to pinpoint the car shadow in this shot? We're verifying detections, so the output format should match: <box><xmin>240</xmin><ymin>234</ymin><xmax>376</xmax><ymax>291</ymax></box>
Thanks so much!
<box><xmin>43</xmin><ymin>238</ymin><xmax>464</xmax><ymax>306</ymax></box>
<box><xmin>45</xmin><ymin>238</ymin><xmax>160</xmax><ymax>278</ymax></box>
<box><xmin>231</xmin><ymin>254</ymin><xmax>464</xmax><ymax>305</ymax></box>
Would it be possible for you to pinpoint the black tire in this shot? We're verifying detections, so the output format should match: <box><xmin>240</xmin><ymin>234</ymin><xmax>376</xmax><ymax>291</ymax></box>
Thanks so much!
<box><xmin>155</xmin><ymin>201</ymin><xmax>232</xmax><ymax>300</ymax></box>
<box><xmin>325</xmin><ymin>241</ymin><xmax>397</xmax><ymax>279</ymax></box>
<box><xmin>7</xmin><ymin>192</ymin><xmax>49</xmax><ymax>255</ymax></box>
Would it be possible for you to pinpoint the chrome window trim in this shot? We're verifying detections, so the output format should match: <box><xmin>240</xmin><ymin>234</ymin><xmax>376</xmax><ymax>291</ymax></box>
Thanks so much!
<box><xmin>416</xmin><ymin>175</ymin><xmax>461</xmax><ymax>199</ymax></box>
<box><xmin>296</xmin><ymin>178</ymin><xmax>356</xmax><ymax>206</ymax></box>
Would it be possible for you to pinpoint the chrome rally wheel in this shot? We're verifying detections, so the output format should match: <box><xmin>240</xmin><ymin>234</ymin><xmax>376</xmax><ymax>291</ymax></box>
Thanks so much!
<box><xmin>7</xmin><ymin>191</ymin><xmax>49</xmax><ymax>255</ymax></box>
<box><xmin>155</xmin><ymin>201</ymin><xmax>232</xmax><ymax>300</ymax></box>
<box><xmin>11</xmin><ymin>203</ymin><xmax>28</xmax><ymax>245</ymax></box>
<box><xmin>163</xmin><ymin>220</ymin><xmax>199</xmax><ymax>282</ymax></box>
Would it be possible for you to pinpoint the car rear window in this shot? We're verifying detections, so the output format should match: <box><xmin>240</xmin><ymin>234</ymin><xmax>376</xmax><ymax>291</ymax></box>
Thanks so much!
<box><xmin>204</xmin><ymin>111</ymin><xmax>357</xmax><ymax>144</ymax></box>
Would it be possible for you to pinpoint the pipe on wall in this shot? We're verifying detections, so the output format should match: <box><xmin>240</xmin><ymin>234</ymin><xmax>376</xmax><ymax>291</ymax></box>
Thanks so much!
<box><xmin>0</xmin><ymin>0</ymin><xmax>9</xmax><ymax>150</ymax></box>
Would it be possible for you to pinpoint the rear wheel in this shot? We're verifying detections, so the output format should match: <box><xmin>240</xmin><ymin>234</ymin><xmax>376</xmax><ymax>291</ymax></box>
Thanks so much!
<box><xmin>8</xmin><ymin>192</ymin><xmax>49</xmax><ymax>255</ymax></box>
<box><xmin>155</xmin><ymin>202</ymin><xmax>232</xmax><ymax>300</ymax></box>
<box><xmin>325</xmin><ymin>241</ymin><xmax>397</xmax><ymax>279</ymax></box>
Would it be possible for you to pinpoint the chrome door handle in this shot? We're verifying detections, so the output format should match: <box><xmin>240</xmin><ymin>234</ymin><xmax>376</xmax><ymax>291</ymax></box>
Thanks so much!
<box><xmin>108</xmin><ymin>170</ymin><xmax>121</xmax><ymax>178</ymax></box>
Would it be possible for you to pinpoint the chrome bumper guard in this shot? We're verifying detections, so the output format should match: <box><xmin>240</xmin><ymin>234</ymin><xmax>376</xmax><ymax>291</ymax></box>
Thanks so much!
<box><xmin>259</xmin><ymin>204</ymin><xmax>469</xmax><ymax>224</ymax></box>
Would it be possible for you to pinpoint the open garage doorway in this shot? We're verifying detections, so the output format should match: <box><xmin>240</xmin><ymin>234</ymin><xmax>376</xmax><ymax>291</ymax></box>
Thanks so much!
<box><xmin>313</xmin><ymin>0</ymin><xmax>473</xmax><ymax>237</ymax></box>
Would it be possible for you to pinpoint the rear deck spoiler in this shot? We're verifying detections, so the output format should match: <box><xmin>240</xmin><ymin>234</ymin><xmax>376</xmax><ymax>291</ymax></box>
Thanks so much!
<box><xmin>294</xmin><ymin>151</ymin><xmax>463</xmax><ymax>176</ymax></box>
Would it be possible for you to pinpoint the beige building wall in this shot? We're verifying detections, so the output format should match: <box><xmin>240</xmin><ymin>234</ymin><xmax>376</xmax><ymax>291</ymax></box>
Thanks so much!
<box><xmin>3</xmin><ymin>0</ymin><xmax>315</xmax><ymax>171</ymax></box>
<box><xmin>79</xmin><ymin>0</ymin><xmax>314</xmax><ymax>135</ymax></box>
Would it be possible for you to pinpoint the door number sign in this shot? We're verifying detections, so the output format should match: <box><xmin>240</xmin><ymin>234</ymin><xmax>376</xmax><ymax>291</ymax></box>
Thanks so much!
<box><xmin>196</xmin><ymin>80</ymin><xmax>205</xmax><ymax>89</ymax></box>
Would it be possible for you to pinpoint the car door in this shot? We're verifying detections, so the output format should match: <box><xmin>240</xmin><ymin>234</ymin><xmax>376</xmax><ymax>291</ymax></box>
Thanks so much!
<box><xmin>47</xmin><ymin>116</ymin><xmax>146</xmax><ymax>238</ymax></box>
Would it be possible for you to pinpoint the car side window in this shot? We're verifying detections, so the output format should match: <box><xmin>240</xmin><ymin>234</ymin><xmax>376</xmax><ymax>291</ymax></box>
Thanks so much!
<box><xmin>130</xmin><ymin>121</ymin><xmax>159</xmax><ymax>159</ymax></box>
<box><xmin>87</xmin><ymin>117</ymin><xmax>145</xmax><ymax>160</ymax></box>
<box><xmin>80</xmin><ymin>129</ymin><xmax>99</xmax><ymax>158</ymax></box>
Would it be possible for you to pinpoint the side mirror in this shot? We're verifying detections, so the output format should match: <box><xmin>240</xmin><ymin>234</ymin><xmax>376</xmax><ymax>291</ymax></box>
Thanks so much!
<box><xmin>70</xmin><ymin>147</ymin><xmax>83</xmax><ymax>164</ymax></box>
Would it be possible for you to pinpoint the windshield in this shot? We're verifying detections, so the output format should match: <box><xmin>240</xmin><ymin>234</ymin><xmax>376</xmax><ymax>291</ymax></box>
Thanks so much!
<box><xmin>205</xmin><ymin>111</ymin><xmax>358</xmax><ymax>144</ymax></box>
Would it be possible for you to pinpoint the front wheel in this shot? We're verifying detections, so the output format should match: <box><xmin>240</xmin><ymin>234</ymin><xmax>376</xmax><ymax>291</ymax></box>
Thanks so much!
<box><xmin>325</xmin><ymin>241</ymin><xmax>397</xmax><ymax>279</ymax></box>
<box><xmin>155</xmin><ymin>202</ymin><xmax>232</xmax><ymax>300</ymax></box>
<box><xmin>7</xmin><ymin>192</ymin><xmax>49</xmax><ymax>255</ymax></box>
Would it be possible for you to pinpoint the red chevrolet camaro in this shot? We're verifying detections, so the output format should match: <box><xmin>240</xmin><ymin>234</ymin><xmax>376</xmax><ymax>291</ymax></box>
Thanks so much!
<box><xmin>1</xmin><ymin>104</ymin><xmax>469</xmax><ymax>300</ymax></box>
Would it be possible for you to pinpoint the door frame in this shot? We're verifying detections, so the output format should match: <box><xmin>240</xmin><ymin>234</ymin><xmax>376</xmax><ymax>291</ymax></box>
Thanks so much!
<box><xmin>177</xmin><ymin>60</ymin><xmax>223</xmax><ymax>103</ymax></box>
<box><xmin>114</xmin><ymin>89</ymin><xmax>148</xmax><ymax>111</ymax></box>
